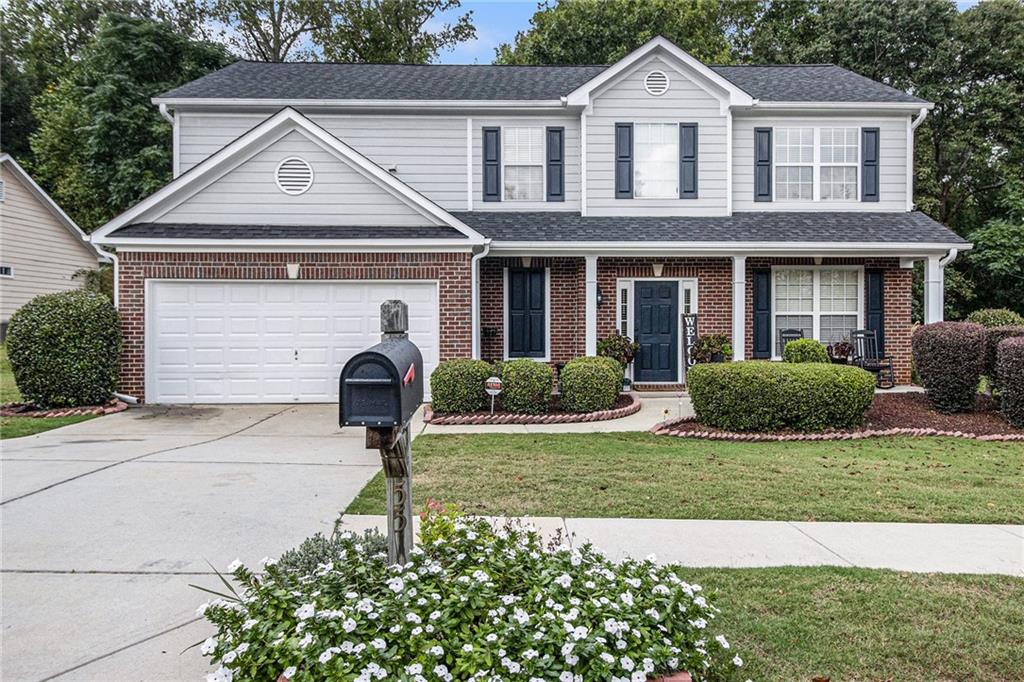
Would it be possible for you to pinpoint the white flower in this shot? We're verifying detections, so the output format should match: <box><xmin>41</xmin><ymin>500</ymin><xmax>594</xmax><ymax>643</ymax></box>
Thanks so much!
<box><xmin>405</xmin><ymin>663</ymin><xmax>423</xmax><ymax>675</ymax></box>
<box><xmin>371</xmin><ymin>638</ymin><xmax>386</xmax><ymax>650</ymax></box>
<box><xmin>319</xmin><ymin>650</ymin><xmax>334</xmax><ymax>664</ymax></box>
<box><xmin>387</xmin><ymin>577</ymin><xmax>405</xmax><ymax>593</ymax></box>
<box><xmin>221</xmin><ymin>651</ymin><xmax>237</xmax><ymax>664</ymax></box>
<box><xmin>226</xmin><ymin>559</ymin><xmax>242</xmax><ymax>572</ymax></box>
<box><xmin>600</xmin><ymin>652</ymin><xmax>615</xmax><ymax>664</ymax></box>
<box><xmin>554</xmin><ymin>573</ymin><xmax>572</xmax><ymax>588</ymax></box>
<box><xmin>343</xmin><ymin>618</ymin><xmax>357</xmax><ymax>632</ymax></box>
<box><xmin>298</xmin><ymin>633</ymin><xmax>313</xmax><ymax>649</ymax></box>
<box><xmin>281</xmin><ymin>666</ymin><xmax>296</xmax><ymax>679</ymax></box>
<box><xmin>733</xmin><ymin>655</ymin><xmax>744</xmax><ymax>667</ymax></box>
<box><xmin>631</xmin><ymin>672</ymin><xmax>647</xmax><ymax>682</ymax></box>
<box><xmin>206</xmin><ymin>666</ymin><xmax>234</xmax><ymax>682</ymax></box>
<box><xmin>234</xmin><ymin>643</ymin><xmax>249</xmax><ymax>655</ymax></box>
<box><xmin>196</xmin><ymin>602</ymin><xmax>210</xmax><ymax>616</ymax></box>
<box><xmin>462</xmin><ymin>643</ymin><xmax>473</xmax><ymax>652</ymax></box>
<box><xmin>429</xmin><ymin>645</ymin><xmax>444</xmax><ymax>656</ymax></box>
<box><xmin>560</xmin><ymin>673</ymin><xmax>575</xmax><ymax>682</ymax></box>
<box><xmin>620</xmin><ymin>655</ymin><xmax>635</xmax><ymax>671</ymax></box>
<box><xmin>241</xmin><ymin>618</ymin><xmax>258</xmax><ymax>631</ymax></box>
<box><xmin>620</xmin><ymin>591</ymin><xmax>634</xmax><ymax>607</ymax></box>
<box><xmin>715</xmin><ymin>634</ymin><xmax>730</xmax><ymax>649</ymax></box>
<box><xmin>260</xmin><ymin>556</ymin><xmax>277</xmax><ymax>567</ymax></box>
<box><xmin>294</xmin><ymin>604</ymin><xmax>315</xmax><ymax>620</ymax></box>
<box><xmin>486</xmin><ymin>633</ymin><xmax>498</xmax><ymax>642</ymax></box>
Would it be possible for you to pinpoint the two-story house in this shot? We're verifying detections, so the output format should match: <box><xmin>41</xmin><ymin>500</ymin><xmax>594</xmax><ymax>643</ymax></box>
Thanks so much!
<box><xmin>91</xmin><ymin>37</ymin><xmax>968</xmax><ymax>404</ymax></box>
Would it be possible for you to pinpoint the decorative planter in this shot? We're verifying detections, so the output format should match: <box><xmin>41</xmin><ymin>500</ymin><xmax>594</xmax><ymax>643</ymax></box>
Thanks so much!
<box><xmin>710</xmin><ymin>352</ymin><xmax>725</xmax><ymax>363</ymax></box>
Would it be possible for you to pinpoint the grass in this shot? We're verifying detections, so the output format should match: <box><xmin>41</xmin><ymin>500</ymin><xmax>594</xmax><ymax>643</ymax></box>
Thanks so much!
<box><xmin>0</xmin><ymin>344</ymin><xmax>95</xmax><ymax>439</ymax></box>
<box><xmin>686</xmin><ymin>566</ymin><xmax>1024</xmax><ymax>681</ymax></box>
<box><xmin>346</xmin><ymin>433</ymin><xmax>1024</xmax><ymax>524</ymax></box>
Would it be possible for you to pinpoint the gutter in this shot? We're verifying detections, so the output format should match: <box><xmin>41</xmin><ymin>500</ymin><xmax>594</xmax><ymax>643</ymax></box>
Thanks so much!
<box><xmin>158</xmin><ymin>103</ymin><xmax>174</xmax><ymax>124</ymax></box>
<box><xmin>470</xmin><ymin>241</ymin><xmax>492</xmax><ymax>359</ymax></box>
<box><xmin>911</xmin><ymin>106</ymin><xmax>929</xmax><ymax>130</ymax></box>
<box><xmin>939</xmin><ymin>247</ymin><xmax>958</xmax><ymax>267</ymax></box>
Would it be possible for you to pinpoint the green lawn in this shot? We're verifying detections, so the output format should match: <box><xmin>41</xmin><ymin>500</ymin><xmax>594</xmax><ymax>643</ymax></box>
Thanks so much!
<box><xmin>0</xmin><ymin>345</ymin><xmax>95</xmax><ymax>439</ymax></box>
<box><xmin>347</xmin><ymin>433</ymin><xmax>1024</xmax><ymax>524</ymax></box>
<box><xmin>686</xmin><ymin>567</ymin><xmax>1024</xmax><ymax>681</ymax></box>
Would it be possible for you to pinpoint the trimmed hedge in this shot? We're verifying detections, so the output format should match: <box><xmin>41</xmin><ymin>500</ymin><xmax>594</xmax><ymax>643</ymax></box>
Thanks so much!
<box><xmin>966</xmin><ymin>308</ymin><xmax>1024</xmax><ymax>328</ymax></box>
<box><xmin>429</xmin><ymin>359</ymin><xmax>493</xmax><ymax>414</ymax></box>
<box><xmin>559</xmin><ymin>356</ymin><xmax>621</xmax><ymax>413</ymax></box>
<box><xmin>996</xmin><ymin>337</ymin><xmax>1024</xmax><ymax>427</ymax></box>
<box><xmin>912</xmin><ymin>322</ymin><xmax>986</xmax><ymax>413</ymax></box>
<box><xmin>688</xmin><ymin>361</ymin><xmax>876</xmax><ymax>432</ymax></box>
<box><xmin>6</xmin><ymin>290</ymin><xmax>121</xmax><ymax>407</ymax></box>
<box><xmin>783</xmin><ymin>338</ymin><xmax>829</xmax><ymax>363</ymax></box>
<box><xmin>983</xmin><ymin>326</ymin><xmax>1024</xmax><ymax>393</ymax></box>
<box><xmin>500</xmin><ymin>358</ymin><xmax>553</xmax><ymax>414</ymax></box>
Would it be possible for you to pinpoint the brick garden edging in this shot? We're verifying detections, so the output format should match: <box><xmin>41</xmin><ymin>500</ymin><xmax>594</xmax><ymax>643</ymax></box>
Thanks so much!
<box><xmin>0</xmin><ymin>400</ymin><xmax>128</xmax><ymax>419</ymax></box>
<box><xmin>651</xmin><ymin>416</ymin><xmax>1024</xmax><ymax>442</ymax></box>
<box><xmin>425</xmin><ymin>392</ymin><xmax>641</xmax><ymax>425</ymax></box>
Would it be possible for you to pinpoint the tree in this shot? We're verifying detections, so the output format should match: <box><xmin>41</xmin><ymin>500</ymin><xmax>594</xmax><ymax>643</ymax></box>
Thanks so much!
<box><xmin>494</xmin><ymin>0</ymin><xmax>749</xmax><ymax>65</ymax></box>
<box><xmin>29</xmin><ymin>14</ymin><xmax>232</xmax><ymax>231</ymax></box>
<box><xmin>208</xmin><ymin>0</ymin><xmax>332</xmax><ymax>61</ymax></box>
<box><xmin>316</xmin><ymin>0</ymin><xmax>475</xmax><ymax>63</ymax></box>
<box><xmin>965</xmin><ymin>181</ymin><xmax>1024</xmax><ymax>313</ymax></box>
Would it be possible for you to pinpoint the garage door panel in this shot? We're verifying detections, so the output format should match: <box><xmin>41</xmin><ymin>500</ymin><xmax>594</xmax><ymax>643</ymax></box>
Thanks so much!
<box><xmin>148</xmin><ymin>281</ymin><xmax>439</xmax><ymax>403</ymax></box>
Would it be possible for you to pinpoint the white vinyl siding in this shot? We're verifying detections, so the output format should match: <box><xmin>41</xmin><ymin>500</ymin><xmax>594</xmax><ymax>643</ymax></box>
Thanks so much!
<box><xmin>502</xmin><ymin>127</ymin><xmax>544</xmax><ymax>201</ymax></box>
<box><xmin>587</xmin><ymin>55</ymin><xmax>727</xmax><ymax>216</ymax></box>
<box><xmin>0</xmin><ymin>165</ymin><xmax>100</xmax><ymax>322</ymax></box>
<box><xmin>772</xmin><ymin>267</ymin><xmax>863</xmax><ymax>356</ymax></box>
<box><xmin>733</xmin><ymin>115</ymin><xmax>908</xmax><ymax>212</ymax></box>
<box><xmin>633</xmin><ymin>123</ymin><xmax>678</xmax><ymax>198</ymax></box>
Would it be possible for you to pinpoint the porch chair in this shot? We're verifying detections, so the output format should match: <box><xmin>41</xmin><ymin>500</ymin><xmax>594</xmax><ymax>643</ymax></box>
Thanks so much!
<box><xmin>779</xmin><ymin>328</ymin><xmax>804</xmax><ymax>354</ymax></box>
<box><xmin>851</xmin><ymin>329</ymin><xmax>895</xmax><ymax>389</ymax></box>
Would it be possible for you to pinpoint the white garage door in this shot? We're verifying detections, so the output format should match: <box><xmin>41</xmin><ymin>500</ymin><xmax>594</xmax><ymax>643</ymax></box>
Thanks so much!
<box><xmin>147</xmin><ymin>281</ymin><xmax>439</xmax><ymax>403</ymax></box>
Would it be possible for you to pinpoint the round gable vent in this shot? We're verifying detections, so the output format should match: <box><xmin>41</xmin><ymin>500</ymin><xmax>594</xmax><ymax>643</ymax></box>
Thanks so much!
<box><xmin>644</xmin><ymin>70</ymin><xmax>670</xmax><ymax>96</ymax></box>
<box><xmin>275</xmin><ymin>157</ymin><xmax>314</xmax><ymax>195</ymax></box>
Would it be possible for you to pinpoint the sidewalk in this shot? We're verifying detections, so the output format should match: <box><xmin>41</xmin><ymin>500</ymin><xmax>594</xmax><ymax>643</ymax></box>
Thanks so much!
<box><xmin>340</xmin><ymin>514</ymin><xmax>1024</xmax><ymax>577</ymax></box>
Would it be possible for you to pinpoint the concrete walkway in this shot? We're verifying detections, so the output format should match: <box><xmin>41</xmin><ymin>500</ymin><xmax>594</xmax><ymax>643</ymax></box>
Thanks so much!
<box><xmin>341</xmin><ymin>514</ymin><xmax>1024</xmax><ymax>577</ymax></box>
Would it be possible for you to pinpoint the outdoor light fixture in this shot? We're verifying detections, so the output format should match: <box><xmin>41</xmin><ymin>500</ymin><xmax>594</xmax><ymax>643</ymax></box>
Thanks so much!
<box><xmin>596</xmin><ymin>286</ymin><xmax>604</xmax><ymax>307</ymax></box>
<box><xmin>814</xmin><ymin>256</ymin><xmax>824</xmax><ymax>265</ymax></box>
<box><xmin>522</xmin><ymin>256</ymin><xmax>532</xmax><ymax>268</ymax></box>
<box><xmin>652</xmin><ymin>263</ymin><xmax>664</xmax><ymax>277</ymax></box>
<box><xmin>286</xmin><ymin>263</ymin><xmax>300</xmax><ymax>279</ymax></box>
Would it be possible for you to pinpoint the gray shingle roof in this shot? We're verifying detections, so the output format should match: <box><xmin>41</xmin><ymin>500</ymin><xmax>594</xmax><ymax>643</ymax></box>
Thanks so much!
<box><xmin>158</xmin><ymin>61</ymin><xmax>924</xmax><ymax>104</ymax></box>
<box><xmin>452</xmin><ymin>211</ymin><xmax>967</xmax><ymax>244</ymax></box>
<box><xmin>109</xmin><ymin>223</ymin><xmax>467</xmax><ymax>240</ymax></box>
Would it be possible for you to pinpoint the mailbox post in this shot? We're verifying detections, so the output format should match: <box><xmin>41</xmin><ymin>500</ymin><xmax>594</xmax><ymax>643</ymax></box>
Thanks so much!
<box><xmin>339</xmin><ymin>300</ymin><xmax>423</xmax><ymax>565</ymax></box>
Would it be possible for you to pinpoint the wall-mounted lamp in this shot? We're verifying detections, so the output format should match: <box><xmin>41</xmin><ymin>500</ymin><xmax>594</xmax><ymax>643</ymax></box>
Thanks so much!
<box><xmin>286</xmin><ymin>263</ymin><xmax>300</xmax><ymax>279</ymax></box>
<box><xmin>522</xmin><ymin>256</ymin><xmax>533</xmax><ymax>268</ymax></box>
<box><xmin>814</xmin><ymin>256</ymin><xmax>823</xmax><ymax>266</ymax></box>
<box><xmin>652</xmin><ymin>263</ymin><xmax>664</xmax><ymax>277</ymax></box>
<box><xmin>596</xmin><ymin>285</ymin><xmax>604</xmax><ymax>307</ymax></box>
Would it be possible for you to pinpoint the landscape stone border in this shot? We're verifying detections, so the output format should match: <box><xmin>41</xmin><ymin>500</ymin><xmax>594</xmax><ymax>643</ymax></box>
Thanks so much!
<box><xmin>425</xmin><ymin>392</ymin><xmax>641</xmax><ymax>425</ymax></box>
<box><xmin>651</xmin><ymin>416</ymin><xmax>1024</xmax><ymax>442</ymax></box>
<box><xmin>0</xmin><ymin>400</ymin><xmax>128</xmax><ymax>419</ymax></box>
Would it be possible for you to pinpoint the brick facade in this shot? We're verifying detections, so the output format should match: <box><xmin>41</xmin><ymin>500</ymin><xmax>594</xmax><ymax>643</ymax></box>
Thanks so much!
<box><xmin>116</xmin><ymin>251</ymin><xmax>471</xmax><ymax>401</ymax></box>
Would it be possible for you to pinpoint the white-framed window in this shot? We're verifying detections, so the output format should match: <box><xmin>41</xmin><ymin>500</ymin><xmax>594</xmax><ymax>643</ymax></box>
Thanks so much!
<box><xmin>634</xmin><ymin>122</ymin><xmax>678</xmax><ymax>198</ymax></box>
<box><xmin>772</xmin><ymin>266</ymin><xmax>862</xmax><ymax>355</ymax></box>
<box><xmin>0</xmin><ymin>264</ymin><xmax>13</xmax><ymax>278</ymax></box>
<box><xmin>503</xmin><ymin>127</ymin><xmax>544</xmax><ymax>201</ymax></box>
<box><xmin>774</xmin><ymin>127</ymin><xmax>862</xmax><ymax>201</ymax></box>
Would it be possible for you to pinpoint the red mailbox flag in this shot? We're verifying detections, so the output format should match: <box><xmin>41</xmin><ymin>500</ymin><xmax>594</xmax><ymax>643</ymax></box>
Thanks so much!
<box><xmin>403</xmin><ymin>363</ymin><xmax>416</xmax><ymax>386</ymax></box>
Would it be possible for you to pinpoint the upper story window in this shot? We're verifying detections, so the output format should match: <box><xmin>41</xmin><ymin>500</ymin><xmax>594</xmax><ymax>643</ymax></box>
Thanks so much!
<box><xmin>503</xmin><ymin>127</ymin><xmax>544</xmax><ymax>201</ymax></box>
<box><xmin>634</xmin><ymin>123</ymin><xmax>678</xmax><ymax>198</ymax></box>
<box><xmin>774</xmin><ymin>127</ymin><xmax>860</xmax><ymax>201</ymax></box>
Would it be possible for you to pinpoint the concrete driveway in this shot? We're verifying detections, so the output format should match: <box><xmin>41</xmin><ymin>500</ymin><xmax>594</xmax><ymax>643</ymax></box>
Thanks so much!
<box><xmin>1</xmin><ymin>405</ymin><xmax>382</xmax><ymax>681</ymax></box>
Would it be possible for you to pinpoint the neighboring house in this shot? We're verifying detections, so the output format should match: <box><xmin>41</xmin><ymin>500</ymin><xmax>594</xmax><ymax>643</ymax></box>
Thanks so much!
<box><xmin>0</xmin><ymin>154</ymin><xmax>110</xmax><ymax>339</ymax></box>
<box><xmin>91</xmin><ymin>37</ymin><xmax>968</xmax><ymax>404</ymax></box>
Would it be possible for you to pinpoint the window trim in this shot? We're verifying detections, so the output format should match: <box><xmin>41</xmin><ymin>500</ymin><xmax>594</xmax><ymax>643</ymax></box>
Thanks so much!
<box><xmin>632</xmin><ymin>121</ymin><xmax>680</xmax><ymax>199</ymax></box>
<box><xmin>769</xmin><ymin>265</ymin><xmax>864</xmax><ymax>359</ymax></box>
<box><xmin>501</xmin><ymin>126</ymin><xmax>546</xmax><ymax>202</ymax></box>
<box><xmin>503</xmin><ymin>266</ymin><xmax>551</xmax><ymax>361</ymax></box>
<box><xmin>772</xmin><ymin>127</ymin><xmax>863</xmax><ymax>202</ymax></box>
<box><xmin>0</xmin><ymin>264</ymin><xmax>13</xmax><ymax>278</ymax></box>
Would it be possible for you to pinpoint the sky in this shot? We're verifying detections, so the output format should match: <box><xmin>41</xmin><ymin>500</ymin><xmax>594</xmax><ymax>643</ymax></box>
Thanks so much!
<box><xmin>431</xmin><ymin>0</ymin><xmax>983</xmax><ymax>66</ymax></box>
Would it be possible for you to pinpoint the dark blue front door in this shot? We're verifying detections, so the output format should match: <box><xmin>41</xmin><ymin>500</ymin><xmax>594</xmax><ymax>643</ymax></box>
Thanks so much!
<box><xmin>634</xmin><ymin>281</ymin><xmax>679</xmax><ymax>382</ymax></box>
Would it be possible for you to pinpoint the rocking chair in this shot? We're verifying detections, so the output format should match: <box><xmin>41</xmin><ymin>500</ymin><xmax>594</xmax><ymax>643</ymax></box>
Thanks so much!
<box><xmin>851</xmin><ymin>329</ymin><xmax>895</xmax><ymax>389</ymax></box>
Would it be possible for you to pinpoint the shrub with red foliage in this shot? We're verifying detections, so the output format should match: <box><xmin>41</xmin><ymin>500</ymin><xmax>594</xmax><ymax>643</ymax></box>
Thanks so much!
<box><xmin>983</xmin><ymin>326</ymin><xmax>1024</xmax><ymax>393</ymax></box>
<box><xmin>912</xmin><ymin>322</ymin><xmax>986</xmax><ymax>413</ymax></box>
<box><xmin>996</xmin><ymin>337</ymin><xmax>1024</xmax><ymax>427</ymax></box>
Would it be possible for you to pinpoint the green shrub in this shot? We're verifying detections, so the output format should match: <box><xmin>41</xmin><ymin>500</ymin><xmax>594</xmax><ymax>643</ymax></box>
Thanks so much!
<box><xmin>966</xmin><ymin>308</ymin><xmax>1024</xmax><ymax>328</ymax></box>
<box><xmin>783</xmin><ymin>338</ymin><xmax>829</xmax><ymax>363</ymax></box>
<box><xmin>982</xmin><ymin>326</ymin><xmax>1024</xmax><ymax>393</ymax></box>
<box><xmin>688</xmin><ymin>361</ymin><xmax>875</xmax><ymax>432</ymax></box>
<box><xmin>199</xmin><ymin>510</ymin><xmax>747</xmax><ymax>682</ymax></box>
<box><xmin>996</xmin><ymin>337</ymin><xmax>1024</xmax><ymax>427</ymax></box>
<box><xmin>559</xmin><ymin>356</ymin><xmax>621</xmax><ymax>413</ymax></box>
<box><xmin>276</xmin><ymin>518</ymin><xmax>387</xmax><ymax>577</ymax></box>
<box><xmin>912</xmin><ymin>322</ymin><xmax>986</xmax><ymax>413</ymax></box>
<box><xmin>6</xmin><ymin>290</ymin><xmax>121</xmax><ymax>407</ymax></box>
<box><xmin>500</xmin><ymin>358</ymin><xmax>553</xmax><ymax>413</ymax></box>
<box><xmin>429</xmin><ymin>359</ymin><xmax>492</xmax><ymax>414</ymax></box>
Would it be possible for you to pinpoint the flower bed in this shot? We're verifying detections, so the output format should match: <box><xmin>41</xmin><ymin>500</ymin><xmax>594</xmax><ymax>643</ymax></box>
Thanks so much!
<box><xmin>653</xmin><ymin>393</ymin><xmax>1024</xmax><ymax>442</ymax></box>
<box><xmin>198</xmin><ymin>511</ymin><xmax>746</xmax><ymax>681</ymax></box>
<box><xmin>0</xmin><ymin>399</ymin><xmax>127</xmax><ymax>418</ymax></box>
<box><xmin>425</xmin><ymin>392</ymin><xmax>640</xmax><ymax>425</ymax></box>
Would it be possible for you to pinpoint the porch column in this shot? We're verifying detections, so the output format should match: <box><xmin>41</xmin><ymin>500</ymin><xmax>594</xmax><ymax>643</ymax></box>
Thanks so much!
<box><xmin>585</xmin><ymin>255</ymin><xmax>598</xmax><ymax>356</ymax></box>
<box><xmin>732</xmin><ymin>255</ymin><xmax>746</xmax><ymax>362</ymax></box>
<box><xmin>924</xmin><ymin>255</ymin><xmax>944</xmax><ymax>324</ymax></box>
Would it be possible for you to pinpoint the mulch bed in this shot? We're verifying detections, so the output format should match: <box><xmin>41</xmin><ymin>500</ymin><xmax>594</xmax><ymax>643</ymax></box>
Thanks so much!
<box><xmin>424</xmin><ymin>392</ymin><xmax>641</xmax><ymax>425</ymax></box>
<box><xmin>652</xmin><ymin>392</ymin><xmax>1024</xmax><ymax>442</ymax></box>
<box><xmin>0</xmin><ymin>400</ymin><xmax>128</xmax><ymax>418</ymax></box>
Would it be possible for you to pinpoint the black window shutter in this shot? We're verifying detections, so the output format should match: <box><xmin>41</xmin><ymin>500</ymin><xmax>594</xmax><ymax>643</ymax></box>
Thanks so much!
<box><xmin>508</xmin><ymin>268</ymin><xmax>546</xmax><ymax>358</ymax></box>
<box><xmin>546</xmin><ymin>127</ymin><xmax>564</xmax><ymax>202</ymax></box>
<box><xmin>483</xmin><ymin>127</ymin><xmax>501</xmax><ymax>202</ymax></box>
<box><xmin>862</xmin><ymin>127</ymin><xmax>880</xmax><ymax>202</ymax></box>
<box><xmin>679</xmin><ymin>123</ymin><xmax>698</xmax><ymax>199</ymax></box>
<box><xmin>615</xmin><ymin>123</ymin><xmax>633</xmax><ymax>199</ymax></box>
<box><xmin>866</xmin><ymin>269</ymin><xmax>885</xmax><ymax>355</ymax></box>
<box><xmin>752</xmin><ymin>270</ymin><xmax>771</xmax><ymax>358</ymax></box>
<box><xmin>754</xmin><ymin>127</ymin><xmax>772</xmax><ymax>202</ymax></box>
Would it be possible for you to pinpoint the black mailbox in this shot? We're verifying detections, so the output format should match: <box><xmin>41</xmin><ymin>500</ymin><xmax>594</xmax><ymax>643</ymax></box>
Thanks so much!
<box><xmin>339</xmin><ymin>338</ymin><xmax>423</xmax><ymax>428</ymax></box>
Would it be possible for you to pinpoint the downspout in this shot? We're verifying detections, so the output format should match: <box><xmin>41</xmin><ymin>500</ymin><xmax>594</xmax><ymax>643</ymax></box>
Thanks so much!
<box><xmin>97</xmin><ymin>246</ymin><xmax>139</xmax><ymax>405</ymax></box>
<box><xmin>939</xmin><ymin>247</ymin><xmax>957</xmax><ymax>267</ymax></box>
<box><xmin>910</xmin><ymin>106</ymin><xmax>929</xmax><ymax>130</ymax></box>
<box><xmin>470</xmin><ymin>241</ymin><xmax>492</xmax><ymax>359</ymax></box>
<box><xmin>158</xmin><ymin>102</ymin><xmax>174</xmax><ymax>125</ymax></box>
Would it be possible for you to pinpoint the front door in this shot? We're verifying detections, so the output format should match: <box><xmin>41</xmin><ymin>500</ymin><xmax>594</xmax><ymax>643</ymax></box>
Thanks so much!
<box><xmin>634</xmin><ymin>281</ymin><xmax>679</xmax><ymax>382</ymax></box>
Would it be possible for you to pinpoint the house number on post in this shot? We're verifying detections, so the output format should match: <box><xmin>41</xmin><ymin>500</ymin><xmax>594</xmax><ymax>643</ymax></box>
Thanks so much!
<box><xmin>484</xmin><ymin>376</ymin><xmax>502</xmax><ymax>414</ymax></box>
